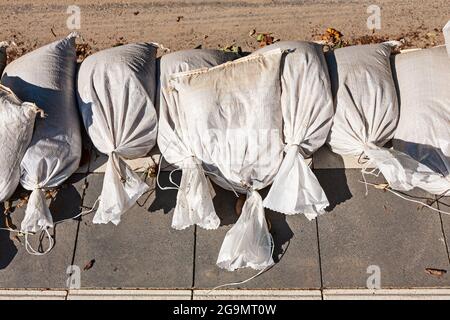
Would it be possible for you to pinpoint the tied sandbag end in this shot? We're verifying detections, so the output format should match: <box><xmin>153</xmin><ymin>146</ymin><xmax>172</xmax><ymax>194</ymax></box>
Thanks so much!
<box><xmin>171</xmin><ymin>156</ymin><xmax>220</xmax><ymax>231</ymax></box>
<box><xmin>217</xmin><ymin>190</ymin><xmax>274</xmax><ymax>271</ymax></box>
<box><xmin>263</xmin><ymin>144</ymin><xmax>329</xmax><ymax>220</ymax></box>
<box><xmin>92</xmin><ymin>152</ymin><xmax>150</xmax><ymax>225</ymax></box>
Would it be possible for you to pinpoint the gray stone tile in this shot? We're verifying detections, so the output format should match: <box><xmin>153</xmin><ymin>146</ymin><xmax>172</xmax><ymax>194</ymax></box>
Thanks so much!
<box><xmin>315</xmin><ymin>169</ymin><xmax>450</xmax><ymax>289</ymax></box>
<box><xmin>0</xmin><ymin>174</ymin><xmax>86</xmax><ymax>288</ymax></box>
<box><xmin>437</xmin><ymin>195</ymin><xmax>450</xmax><ymax>266</ymax></box>
<box><xmin>73</xmin><ymin>172</ymin><xmax>194</xmax><ymax>289</ymax></box>
<box><xmin>194</xmin><ymin>185</ymin><xmax>321</xmax><ymax>289</ymax></box>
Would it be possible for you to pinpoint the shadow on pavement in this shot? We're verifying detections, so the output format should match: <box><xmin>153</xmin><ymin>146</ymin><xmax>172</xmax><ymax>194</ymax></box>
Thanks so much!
<box><xmin>0</xmin><ymin>203</ymin><xmax>18</xmax><ymax>270</ymax></box>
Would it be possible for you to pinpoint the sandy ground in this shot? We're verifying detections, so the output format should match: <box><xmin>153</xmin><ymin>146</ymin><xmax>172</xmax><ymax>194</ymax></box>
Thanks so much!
<box><xmin>0</xmin><ymin>0</ymin><xmax>449</xmax><ymax>58</ymax></box>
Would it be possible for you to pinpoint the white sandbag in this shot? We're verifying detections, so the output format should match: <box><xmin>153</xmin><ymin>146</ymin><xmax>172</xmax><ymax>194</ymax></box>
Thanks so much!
<box><xmin>392</xmin><ymin>46</ymin><xmax>450</xmax><ymax>195</ymax></box>
<box><xmin>0</xmin><ymin>42</ymin><xmax>6</xmax><ymax>75</ymax></box>
<box><xmin>253</xmin><ymin>41</ymin><xmax>333</xmax><ymax>220</ymax></box>
<box><xmin>1</xmin><ymin>34</ymin><xmax>81</xmax><ymax>236</ymax></box>
<box><xmin>161</xmin><ymin>49</ymin><xmax>284</xmax><ymax>271</ymax></box>
<box><xmin>77</xmin><ymin>43</ymin><xmax>158</xmax><ymax>225</ymax></box>
<box><xmin>327</xmin><ymin>42</ymin><xmax>450</xmax><ymax>196</ymax></box>
<box><xmin>444</xmin><ymin>20</ymin><xmax>450</xmax><ymax>57</ymax></box>
<box><xmin>158</xmin><ymin>49</ymin><xmax>240</xmax><ymax>231</ymax></box>
<box><xmin>0</xmin><ymin>85</ymin><xmax>43</xmax><ymax>202</ymax></box>
<box><xmin>327</xmin><ymin>43</ymin><xmax>399</xmax><ymax>157</ymax></box>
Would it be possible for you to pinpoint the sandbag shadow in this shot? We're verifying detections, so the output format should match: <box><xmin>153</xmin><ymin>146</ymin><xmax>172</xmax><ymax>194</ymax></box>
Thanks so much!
<box><xmin>313</xmin><ymin>151</ymin><xmax>353</xmax><ymax>212</ymax></box>
<box><xmin>0</xmin><ymin>203</ymin><xmax>18</xmax><ymax>269</ymax></box>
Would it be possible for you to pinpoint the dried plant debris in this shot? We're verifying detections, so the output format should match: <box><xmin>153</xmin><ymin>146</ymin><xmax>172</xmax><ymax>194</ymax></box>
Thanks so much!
<box><xmin>256</xmin><ymin>33</ymin><xmax>274</xmax><ymax>47</ymax></box>
<box><xmin>317</xmin><ymin>26</ymin><xmax>442</xmax><ymax>51</ymax></box>
<box><xmin>219</xmin><ymin>44</ymin><xmax>242</xmax><ymax>54</ymax></box>
<box><xmin>45</xmin><ymin>189</ymin><xmax>58</xmax><ymax>200</ymax></box>
<box><xmin>3</xmin><ymin>200</ymin><xmax>12</xmax><ymax>215</ymax></box>
<box><xmin>113</xmin><ymin>37</ymin><xmax>127</xmax><ymax>47</ymax></box>
<box><xmin>321</xmin><ymin>27</ymin><xmax>345</xmax><ymax>49</ymax></box>
<box><xmin>84</xmin><ymin>259</ymin><xmax>96</xmax><ymax>271</ymax></box>
<box><xmin>76</xmin><ymin>42</ymin><xmax>92</xmax><ymax>62</ymax></box>
<box><xmin>15</xmin><ymin>196</ymin><xmax>29</xmax><ymax>209</ymax></box>
<box><xmin>425</xmin><ymin>268</ymin><xmax>447</xmax><ymax>277</ymax></box>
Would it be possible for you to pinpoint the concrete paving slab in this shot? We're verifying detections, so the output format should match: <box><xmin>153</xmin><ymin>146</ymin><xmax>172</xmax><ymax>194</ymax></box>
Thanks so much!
<box><xmin>315</xmin><ymin>169</ymin><xmax>450</xmax><ymax>289</ymax></box>
<box><xmin>72</xmin><ymin>173</ymin><xmax>194</xmax><ymax>289</ymax></box>
<box><xmin>313</xmin><ymin>146</ymin><xmax>375</xmax><ymax>169</ymax></box>
<box><xmin>67</xmin><ymin>289</ymin><xmax>192</xmax><ymax>300</ymax></box>
<box><xmin>193</xmin><ymin>289</ymin><xmax>322</xmax><ymax>300</ymax></box>
<box><xmin>86</xmin><ymin>146</ymin><xmax>163</xmax><ymax>173</ymax></box>
<box><xmin>323</xmin><ymin>288</ymin><xmax>450</xmax><ymax>300</ymax></box>
<box><xmin>0</xmin><ymin>174</ymin><xmax>86</xmax><ymax>288</ymax></box>
<box><xmin>437</xmin><ymin>196</ymin><xmax>450</xmax><ymax>266</ymax></box>
<box><xmin>0</xmin><ymin>289</ymin><xmax>67</xmax><ymax>300</ymax></box>
<box><xmin>193</xmin><ymin>186</ymin><xmax>321</xmax><ymax>289</ymax></box>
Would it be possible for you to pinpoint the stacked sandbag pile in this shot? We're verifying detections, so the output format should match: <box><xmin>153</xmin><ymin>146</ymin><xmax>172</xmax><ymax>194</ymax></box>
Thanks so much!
<box><xmin>160</xmin><ymin>49</ymin><xmax>284</xmax><ymax>270</ymax></box>
<box><xmin>77</xmin><ymin>43</ymin><xmax>158</xmax><ymax>225</ymax></box>
<box><xmin>159</xmin><ymin>43</ymin><xmax>333</xmax><ymax>271</ymax></box>
<box><xmin>1</xmin><ymin>34</ymin><xmax>81</xmax><ymax>251</ymax></box>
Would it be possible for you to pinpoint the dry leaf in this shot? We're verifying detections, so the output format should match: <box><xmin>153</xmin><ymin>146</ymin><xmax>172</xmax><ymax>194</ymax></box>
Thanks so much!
<box><xmin>256</xmin><ymin>33</ymin><xmax>274</xmax><ymax>47</ymax></box>
<box><xmin>16</xmin><ymin>196</ymin><xmax>29</xmax><ymax>209</ymax></box>
<box><xmin>374</xmin><ymin>183</ymin><xmax>389</xmax><ymax>190</ymax></box>
<box><xmin>84</xmin><ymin>259</ymin><xmax>96</xmax><ymax>271</ymax></box>
<box><xmin>3</xmin><ymin>200</ymin><xmax>12</xmax><ymax>214</ymax></box>
<box><xmin>425</xmin><ymin>268</ymin><xmax>447</xmax><ymax>277</ymax></box>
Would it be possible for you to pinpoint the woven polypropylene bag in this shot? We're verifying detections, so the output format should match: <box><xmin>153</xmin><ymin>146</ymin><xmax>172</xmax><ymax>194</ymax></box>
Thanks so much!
<box><xmin>157</xmin><ymin>49</ymin><xmax>239</xmax><ymax>231</ymax></box>
<box><xmin>77</xmin><ymin>43</ymin><xmax>158</xmax><ymax>225</ymax></box>
<box><xmin>327</xmin><ymin>43</ymin><xmax>399</xmax><ymax>157</ymax></box>
<box><xmin>161</xmin><ymin>49</ymin><xmax>284</xmax><ymax>271</ymax></box>
<box><xmin>253</xmin><ymin>41</ymin><xmax>333</xmax><ymax>220</ymax></box>
<box><xmin>1</xmin><ymin>34</ymin><xmax>81</xmax><ymax>235</ymax></box>
<box><xmin>391</xmin><ymin>46</ymin><xmax>450</xmax><ymax>195</ymax></box>
<box><xmin>0</xmin><ymin>85</ymin><xmax>42</xmax><ymax>202</ymax></box>
<box><xmin>327</xmin><ymin>42</ymin><xmax>450</xmax><ymax>195</ymax></box>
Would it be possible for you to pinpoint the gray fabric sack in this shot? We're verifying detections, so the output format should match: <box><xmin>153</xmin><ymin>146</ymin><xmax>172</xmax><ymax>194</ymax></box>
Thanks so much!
<box><xmin>253</xmin><ymin>41</ymin><xmax>333</xmax><ymax>220</ymax></box>
<box><xmin>392</xmin><ymin>46</ymin><xmax>450</xmax><ymax>195</ymax></box>
<box><xmin>327</xmin><ymin>42</ymin><xmax>450</xmax><ymax>196</ymax></box>
<box><xmin>0</xmin><ymin>85</ymin><xmax>42</xmax><ymax>202</ymax></box>
<box><xmin>157</xmin><ymin>48</ymin><xmax>239</xmax><ymax>231</ymax></box>
<box><xmin>77</xmin><ymin>43</ymin><xmax>158</xmax><ymax>225</ymax></box>
<box><xmin>1</xmin><ymin>34</ymin><xmax>81</xmax><ymax>237</ymax></box>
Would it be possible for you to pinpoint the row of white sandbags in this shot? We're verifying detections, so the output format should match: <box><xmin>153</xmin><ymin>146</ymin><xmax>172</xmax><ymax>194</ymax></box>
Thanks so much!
<box><xmin>1</xmin><ymin>28</ymin><xmax>449</xmax><ymax>266</ymax></box>
<box><xmin>0</xmin><ymin>37</ymin><xmax>159</xmax><ymax>255</ymax></box>
<box><xmin>158</xmin><ymin>43</ymin><xmax>332</xmax><ymax>270</ymax></box>
<box><xmin>158</xmin><ymin>40</ymin><xmax>450</xmax><ymax>270</ymax></box>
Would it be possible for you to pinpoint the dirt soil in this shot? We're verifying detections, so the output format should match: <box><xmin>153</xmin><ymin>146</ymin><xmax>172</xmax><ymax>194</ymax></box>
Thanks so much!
<box><xmin>0</xmin><ymin>0</ymin><xmax>449</xmax><ymax>60</ymax></box>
